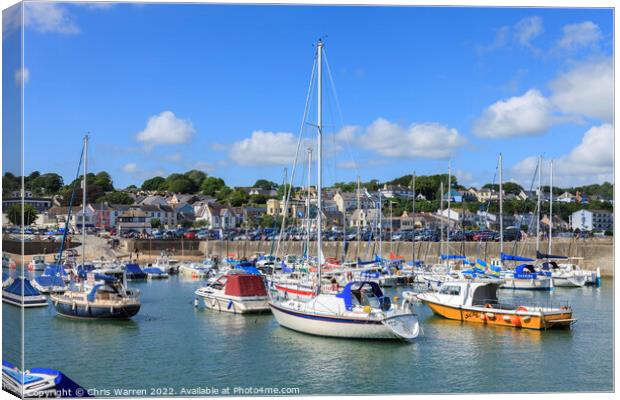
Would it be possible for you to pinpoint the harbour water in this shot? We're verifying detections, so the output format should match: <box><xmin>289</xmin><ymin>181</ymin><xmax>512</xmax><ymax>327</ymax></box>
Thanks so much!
<box><xmin>3</xmin><ymin>269</ymin><xmax>613</xmax><ymax>395</ymax></box>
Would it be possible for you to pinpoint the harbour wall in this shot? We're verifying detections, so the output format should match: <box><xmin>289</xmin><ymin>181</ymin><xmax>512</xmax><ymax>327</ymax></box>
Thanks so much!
<box><xmin>123</xmin><ymin>238</ymin><xmax>614</xmax><ymax>277</ymax></box>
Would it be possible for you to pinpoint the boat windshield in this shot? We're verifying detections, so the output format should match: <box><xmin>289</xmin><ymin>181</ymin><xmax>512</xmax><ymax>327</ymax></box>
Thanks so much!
<box><xmin>439</xmin><ymin>285</ymin><xmax>461</xmax><ymax>296</ymax></box>
<box><xmin>351</xmin><ymin>288</ymin><xmax>381</xmax><ymax>309</ymax></box>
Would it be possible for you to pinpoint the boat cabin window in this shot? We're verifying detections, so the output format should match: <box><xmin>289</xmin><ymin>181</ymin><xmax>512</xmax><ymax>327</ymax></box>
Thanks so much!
<box><xmin>211</xmin><ymin>276</ymin><xmax>227</xmax><ymax>290</ymax></box>
<box><xmin>351</xmin><ymin>287</ymin><xmax>381</xmax><ymax>308</ymax></box>
<box><xmin>439</xmin><ymin>285</ymin><xmax>461</xmax><ymax>296</ymax></box>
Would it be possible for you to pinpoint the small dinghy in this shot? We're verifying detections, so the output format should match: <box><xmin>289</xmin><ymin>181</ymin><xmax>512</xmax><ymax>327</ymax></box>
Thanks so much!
<box><xmin>195</xmin><ymin>271</ymin><xmax>270</xmax><ymax>314</ymax></box>
<box><xmin>2</xmin><ymin>360</ymin><xmax>89</xmax><ymax>398</ymax></box>
<box><xmin>2</xmin><ymin>277</ymin><xmax>48</xmax><ymax>307</ymax></box>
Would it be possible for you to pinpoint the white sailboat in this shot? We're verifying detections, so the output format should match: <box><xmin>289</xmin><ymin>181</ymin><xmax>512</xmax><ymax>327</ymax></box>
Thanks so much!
<box><xmin>268</xmin><ymin>40</ymin><xmax>419</xmax><ymax>341</ymax></box>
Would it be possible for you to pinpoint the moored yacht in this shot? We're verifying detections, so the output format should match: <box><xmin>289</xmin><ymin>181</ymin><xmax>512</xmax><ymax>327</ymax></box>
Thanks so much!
<box><xmin>50</xmin><ymin>272</ymin><xmax>140</xmax><ymax>319</ymax></box>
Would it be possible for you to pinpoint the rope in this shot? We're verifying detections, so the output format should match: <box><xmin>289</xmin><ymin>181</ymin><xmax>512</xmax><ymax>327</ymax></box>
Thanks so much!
<box><xmin>274</xmin><ymin>57</ymin><xmax>317</xmax><ymax>262</ymax></box>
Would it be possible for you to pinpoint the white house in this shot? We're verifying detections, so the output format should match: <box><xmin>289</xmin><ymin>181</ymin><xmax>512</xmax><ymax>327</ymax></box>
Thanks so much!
<box><xmin>570</xmin><ymin>209</ymin><xmax>613</xmax><ymax>232</ymax></box>
<box><xmin>194</xmin><ymin>203</ymin><xmax>236</xmax><ymax>229</ymax></box>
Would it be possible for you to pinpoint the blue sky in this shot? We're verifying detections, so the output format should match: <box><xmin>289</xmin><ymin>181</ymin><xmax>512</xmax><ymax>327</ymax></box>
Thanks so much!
<box><xmin>4</xmin><ymin>3</ymin><xmax>614</xmax><ymax>190</ymax></box>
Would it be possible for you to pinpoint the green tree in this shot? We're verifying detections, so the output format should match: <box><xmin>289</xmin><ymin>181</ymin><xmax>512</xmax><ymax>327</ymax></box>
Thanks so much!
<box><xmin>201</xmin><ymin>177</ymin><xmax>227</xmax><ymax>196</ymax></box>
<box><xmin>141</xmin><ymin>176</ymin><xmax>167</xmax><ymax>191</ymax></box>
<box><xmin>95</xmin><ymin>191</ymin><xmax>135</xmax><ymax>205</ymax></box>
<box><xmin>249</xmin><ymin>194</ymin><xmax>269</xmax><ymax>204</ymax></box>
<box><xmin>253</xmin><ymin>179</ymin><xmax>277</xmax><ymax>190</ymax></box>
<box><xmin>2</xmin><ymin>173</ymin><xmax>20</xmax><ymax>196</ymax></box>
<box><xmin>215</xmin><ymin>186</ymin><xmax>233</xmax><ymax>202</ymax></box>
<box><xmin>166</xmin><ymin>174</ymin><xmax>195</xmax><ymax>193</ymax></box>
<box><xmin>93</xmin><ymin>171</ymin><xmax>114</xmax><ymax>191</ymax></box>
<box><xmin>151</xmin><ymin>218</ymin><xmax>162</xmax><ymax>229</ymax></box>
<box><xmin>184</xmin><ymin>170</ymin><xmax>207</xmax><ymax>189</ymax></box>
<box><xmin>483</xmin><ymin>182</ymin><xmax>523</xmax><ymax>195</ymax></box>
<box><xmin>259</xmin><ymin>214</ymin><xmax>278</xmax><ymax>228</ymax></box>
<box><xmin>6</xmin><ymin>204</ymin><xmax>38</xmax><ymax>226</ymax></box>
<box><xmin>228</xmin><ymin>189</ymin><xmax>249</xmax><ymax>207</ymax></box>
<box><xmin>194</xmin><ymin>219</ymin><xmax>208</xmax><ymax>228</ymax></box>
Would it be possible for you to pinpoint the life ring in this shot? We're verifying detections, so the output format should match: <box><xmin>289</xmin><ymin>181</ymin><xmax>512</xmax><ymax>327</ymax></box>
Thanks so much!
<box><xmin>516</xmin><ymin>306</ymin><xmax>528</xmax><ymax>312</ymax></box>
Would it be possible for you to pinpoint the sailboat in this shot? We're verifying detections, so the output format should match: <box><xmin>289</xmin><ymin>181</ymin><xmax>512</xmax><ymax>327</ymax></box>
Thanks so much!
<box><xmin>493</xmin><ymin>154</ymin><xmax>552</xmax><ymax>290</ymax></box>
<box><xmin>50</xmin><ymin>135</ymin><xmax>141</xmax><ymax>319</ymax></box>
<box><xmin>268</xmin><ymin>40</ymin><xmax>419</xmax><ymax>341</ymax></box>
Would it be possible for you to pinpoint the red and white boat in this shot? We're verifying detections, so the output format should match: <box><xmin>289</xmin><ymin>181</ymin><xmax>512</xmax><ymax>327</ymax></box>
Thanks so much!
<box><xmin>195</xmin><ymin>271</ymin><xmax>270</xmax><ymax>314</ymax></box>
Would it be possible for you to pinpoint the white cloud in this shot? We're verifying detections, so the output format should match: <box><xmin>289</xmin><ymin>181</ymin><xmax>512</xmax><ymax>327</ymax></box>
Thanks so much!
<box><xmin>136</xmin><ymin>111</ymin><xmax>196</xmax><ymax>150</ymax></box>
<box><xmin>474</xmin><ymin>89</ymin><xmax>560</xmax><ymax>138</ymax></box>
<box><xmin>335</xmin><ymin>125</ymin><xmax>359</xmax><ymax>142</ymax></box>
<box><xmin>557</xmin><ymin>21</ymin><xmax>602</xmax><ymax>50</ymax></box>
<box><xmin>24</xmin><ymin>3</ymin><xmax>79</xmax><ymax>34</ymax></box>
<box><xmin>550</xmin><ymin>58</ymin><xmax>613</xmax><ymax>122</ymax></box>
<box><xmin>337</xmin><ymin>160</ymin><xmax>359</xmax><ymax>169</ymax></box>
<box><xmin>122</xmin><ymin>163</ymin><xmax>138</xmax><ymax>173</ymax></box>
<box><xmin>14</xmin><ymin>68</ymin><xmax>29</xmax><ymax>85</ymax></box>
<box><xmin>352</xmin><ymin>118</ymin><xmax>466</xmax><ymax>159</ymax></box>
<box><xmin>514</xmin><ymin>16</ymin><xmax>543</xmax><ymax>51</ymax></box>
<box><xmin>229</xmin><ymin>131</ymin><xmax>300</xmax><ymax>166</ymax></box>
<box><xmin>555</xmin><ymin>124</ymin><xmax>613</xmax><ymax>181</ymax></box>
<box><xmin>511</xmin><ymin>124</ymin><xmax>613</xmax><ymax>186</ymax></box>
<box><xmin>477</xmin><ymin>26</ymin><xmax>510</xmax><ymax>54</ymax></box>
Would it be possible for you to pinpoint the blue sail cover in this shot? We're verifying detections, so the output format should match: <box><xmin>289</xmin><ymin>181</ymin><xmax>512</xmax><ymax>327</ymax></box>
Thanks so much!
<box><xmin>281</xmin><ymin>261</ymin><xmax>294</xmax><ymax>273</ymax></box>
<box><xmin>35</xmin><ymin>275</ymin><xmax>65</xmax><ymax>288</ymax></box>
<box><xmin>4</xmin><ymin>277</ymin><xmax>41</xmax><ymax>296</ymax></box>
<box><xmin>86</xmin><ymin>284</ymin><xmax>104</xmax><ymax>302</ymax></box>
<box><xmin>43</xmin><ymin>264</ymin><xmax>67</xmax><ymax>277</ymax></box>
<box><xmin>77</xmin><ymin>264</ymin><xmax>95</xmax><ymax>278</ymax></box>
<box><xmin>125</xmin><ymin>264</ymin><xmax>144</xmax><ymax>274</ymax></box>
<box><xmin>143</xmin><ymin>267</ymin><xmax>165</xmax><ymax>275</ymax></box>
<box><xmin>440</xmin><ymin>254</ymin><xmax>466</xmax><ymax>260</ymax></box>
<box><xmin>357</xmin><ymin>258</ymin><xmax>377</xmax><ymax>266</ymax></box>
<box><xmin>501</xmin><ymin>253</ymin><xmax>534</xmax><ymax>262</ymax></box>
<box><xmin>2</xmin><ymin>272</ymin><xmax>8</xmax><ymax>283</ymax></box>
<box><xmin>235</xmin><ymin>266</ymin><xmax>261</xmax><ymax>275</ymax></box>
<box><xmin>336</xmin><ymin>281</ymin><xmax>384</xmax><ymax>311</ymax></box>
<box><xmin>536</xmin><ymin>250</ymin><xmax>568</xmax><ymax>260</ymax></box>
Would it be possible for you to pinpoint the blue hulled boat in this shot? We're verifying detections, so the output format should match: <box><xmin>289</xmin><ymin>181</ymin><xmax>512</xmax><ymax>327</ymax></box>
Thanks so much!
<box><xmin>2</xmin><ymin>277</ymin><xmax>48</xmax><ymax>307</ymax></box>
<box><xmin>2</xmin><ymin>360</ymin><xmax>89</xmax><ymax>398</ymax></box>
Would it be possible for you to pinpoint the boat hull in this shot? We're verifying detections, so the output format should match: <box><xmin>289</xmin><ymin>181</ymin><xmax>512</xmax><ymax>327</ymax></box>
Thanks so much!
<box><xmin>501</xmin><ymin>277</ymin><xmax>552</xmax><ymax>290</ymax></box>
<box><xmin>552</xmin><ymin>275</ymin><xmax>586</xmax><ymax>287</ymax></box>
<box><xmin>50</xmin><ymin>296</ymin><xmax>140</xmax><ymax>319</ymax></box>
<box><xmin>2</xmin><ymin>291</ymin><xmax>48</xmax><ymax>307</ymax></box>
<box><xmin>422</xmin><ymin>299</ymin><xmax>573</xmax><ymax>330</ymax></box>
<box><xmin>269</xmin><ymin>302</ymin><xmax>408</xmax><ymax>339</ymax></box>
<box><xmin>200</xmin><ymin>295</ymin><xmax>269</xmax><ymax>314</ymax></box>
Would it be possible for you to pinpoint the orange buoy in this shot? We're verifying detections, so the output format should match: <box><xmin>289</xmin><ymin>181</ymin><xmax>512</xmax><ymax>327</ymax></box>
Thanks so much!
<box><xmin>510</xmin><ymin>315</ymin><xmax>521</xmax><ymax>326</ymax></box>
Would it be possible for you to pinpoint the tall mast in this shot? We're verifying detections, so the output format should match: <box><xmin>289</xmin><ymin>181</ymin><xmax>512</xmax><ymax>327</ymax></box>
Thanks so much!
<box><xmin>356</xmin><ymin>176</ymin><xmax>361</xmax><ymax>259</ymax></box>
<box><xmin>499</xmin><ymin>153</ymin><xmax>503</xmax><ymax>255</ymax></box>
<box><xmin>306</xmin><ymin>148</ymin><xmax>312</xmax><ymax>258</ymax></box>
<box><xmin>82</xmin><ymin>134</ymin><xmax>88</xmax><ymax>268</ymax></box>
<box><xmin>316</xmin><ymin>39</ymin><xmax>323</xmax><ymax>288</ymax></box>
<box><xmin>548</xmin><ymin>159</ymin><xmax>553</xmax><ymax>255</ymax></box>
<box><xmin>440</xmin><ymin>181</ymin><xmax>444</xmax><ymax>258</ymax></box>
<box><xmin>412</xmin><ymin>172</ymin><xmax>416</xmax><ymax>264</ymax></box>
<box><xmin>447</xmin><ymin>162</ymin><xmax>451</xmax><ymax>251</ymax></box>
<box><xmin>536</xmin><ymin>155</ymin><xmax>542</xmax><ymax>252</ymax></box>
<box><xmin>378</xmin><ymin>190</ymin><xmax>382</xmax><ymax>258</ymax></box>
